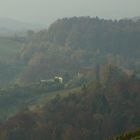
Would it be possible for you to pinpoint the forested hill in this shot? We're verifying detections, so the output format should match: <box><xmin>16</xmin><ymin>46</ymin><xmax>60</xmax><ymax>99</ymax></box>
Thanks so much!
<box><xmin>0</xmin><ymin>66</ymin><xmax>140</xmax><ymax>140</ymax></box>
<box><xmin>0</xmin><ymin>17</ymin><xmax>140</xmax><ymax>140</ymax></box>
<box><xmin>22</xmin><ymin>17</ymin><xmax>140</xmax><ymax>56</ymax></box>
<box><xmin>17</xmin><ymin>17</ymin><xmax>140</xmax><ymax>85</ymax></box>
<box><xmin>0</xmin><ymin>17</ymin><xmax>140</xmax><ymax>86</ymax></box>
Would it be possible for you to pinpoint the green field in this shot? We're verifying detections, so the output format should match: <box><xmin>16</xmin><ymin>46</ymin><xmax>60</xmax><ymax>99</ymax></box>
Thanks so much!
<box><xmin>0</xmin><ymin>84</ymin><xmax>80</xmax><ymax>122</ymax></box>
<box><xmin>0</xmin><ymin>37</ymin><xmax>22</xmax><ymax>62</ymax></box>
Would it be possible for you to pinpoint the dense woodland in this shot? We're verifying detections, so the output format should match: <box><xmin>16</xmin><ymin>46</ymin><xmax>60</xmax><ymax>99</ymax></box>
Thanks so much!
<box><xmin>0</xmin><ymin>17</ymin><xmax>140</xmax><ymax>86</ymax></box>
<box><xmin>0</xmin><ymin>17</ymin><xmax>140</xmax><ymax>140</ymax></box>
<box><xmin>17</xmin><ymin>17</ymin><xmax>140</xmax><ymax>85</ymax></box>
<box><xmin>0</xmin><ymin>65</ymin><xmax>140</xmax><ymax>140</ymax></box>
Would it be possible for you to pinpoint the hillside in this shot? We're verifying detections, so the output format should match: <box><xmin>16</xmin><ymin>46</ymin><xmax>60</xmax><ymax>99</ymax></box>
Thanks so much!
<box><xmin>0</xmin><ymin>80</ymin><xmax>74</xmax><ymax>122</ymax></box>
<box><xmin>0</xmin><ymin>36</ymin><xmax>25</xmax><ymax>86</ymax></box>
<box><xmin>16</xmin><ymin>17</ymin><xmax>140</xmax><ymax>85</ymax></box>
<box><xmin>0</xmin><ymin>17</ymin><xmax>140</xmax><ymax>140</ymax></box>
<box><xmin>0</xmin><ymin>17</ymin><xmax>140</xmax><ymax>86</ymax></box>
<box><xmin>0</xmin><ymin>66</ymin><xmax>140</xmax><ymax>140</ymax></box>
<box><xmin>0</xmin><ymin>37</ymin><xmax>23</xmax><ymax>62</ymax></box>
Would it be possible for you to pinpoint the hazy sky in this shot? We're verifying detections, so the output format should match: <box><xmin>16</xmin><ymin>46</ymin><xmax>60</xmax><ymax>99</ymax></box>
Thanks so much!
<box><xmin>0</xmin><ymin>0</ymin><xmax>140</xmax><ymax>25</ymax></box>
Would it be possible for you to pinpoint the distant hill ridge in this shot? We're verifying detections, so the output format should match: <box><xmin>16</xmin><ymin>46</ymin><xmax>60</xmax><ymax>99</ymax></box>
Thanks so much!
<box><xmin>0</xmin><ymin>17</ymin><xmax>45</xmax><ymax>36</ymax></box>
<box><xmin>132</xmin><ymin>16</ymin><xmax>140</xmax><ymax>21</ymax></box>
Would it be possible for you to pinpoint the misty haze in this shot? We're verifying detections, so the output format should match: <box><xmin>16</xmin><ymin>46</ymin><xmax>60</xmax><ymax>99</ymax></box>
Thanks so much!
<box><xmin>0</xmin><ymin>1</ymin><xmax>140</xmax><ymax>140</ymax></box>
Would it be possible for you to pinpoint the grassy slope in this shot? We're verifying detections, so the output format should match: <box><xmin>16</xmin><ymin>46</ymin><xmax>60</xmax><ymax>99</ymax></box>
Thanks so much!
<box><xmin>0</xmin><ymin>37</ymin><xmax>22</xmax><ymax>62</ymax></box>
<box><xmin>0</xmin><ymin>85</ymin><xmax>80</xmax><ymax>122</ymax></box>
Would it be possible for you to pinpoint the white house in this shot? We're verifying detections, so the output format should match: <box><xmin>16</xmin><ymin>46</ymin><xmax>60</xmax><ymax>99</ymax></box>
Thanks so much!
<box><xmin>54</xmin><ymin>76</ymin><xmax>63</xmax><ymax>83</ymax></box>
<box><xmin>40</xmin><ymin>76</ymin><xmax>63</xmax><ymax>84</ymax></box>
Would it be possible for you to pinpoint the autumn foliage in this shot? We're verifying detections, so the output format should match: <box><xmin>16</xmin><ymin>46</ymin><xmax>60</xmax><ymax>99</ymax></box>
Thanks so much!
<box><xmin>0</xmin><ymin>67</ymin><xmax>140</xmax><ymax>140</ymax></box>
